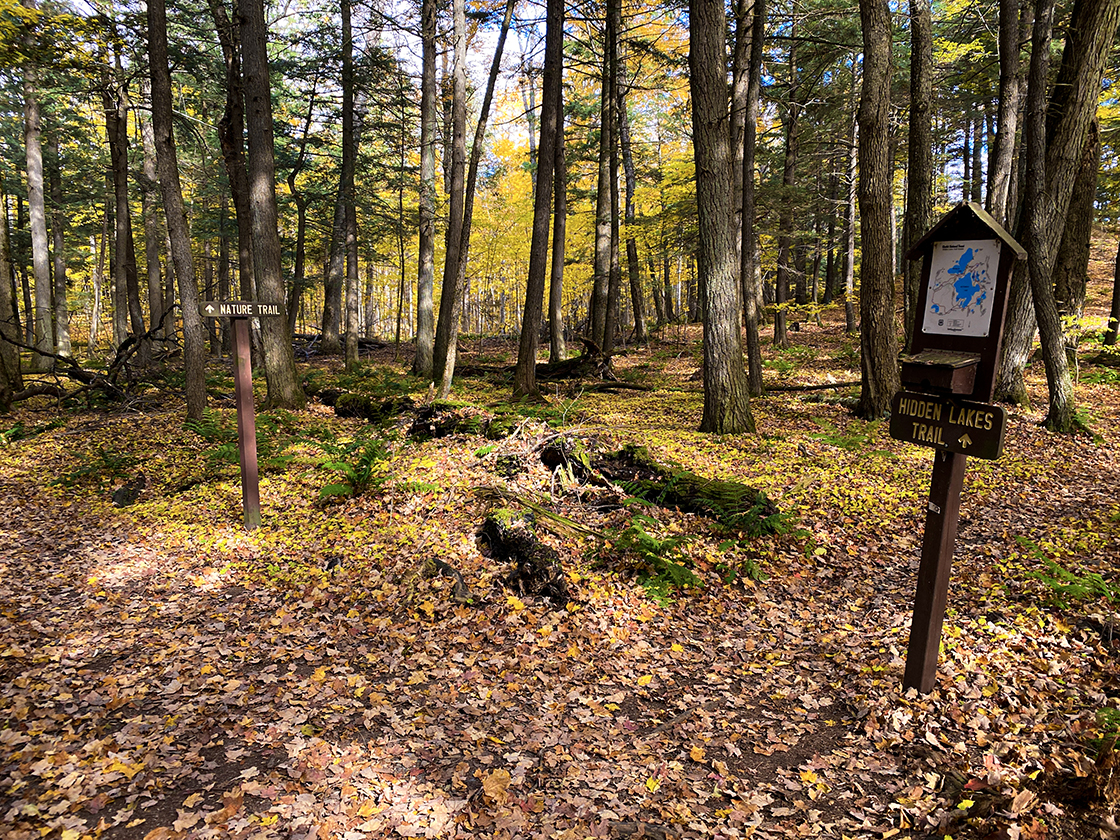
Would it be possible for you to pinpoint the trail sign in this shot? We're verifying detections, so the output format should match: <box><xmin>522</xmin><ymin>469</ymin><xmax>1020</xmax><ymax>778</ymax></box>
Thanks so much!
<box><xmin>201</xmin><ymin>301</ymin><xmax>281</xmax><ymax>319</ymax></box>
<box><xmin>890</xmin><ymin>391</ymin><xmax>1007</xmax><ymax>460</ymax></box>
<box><xmin>200</xmin><ymin>300</ymin><xmax>284</xmax><ymax>530</ymax></box>
<box><xmin>896</xmin><ymin>202</ymin><xmax>1025</xmax><ymax>694</ymax></box>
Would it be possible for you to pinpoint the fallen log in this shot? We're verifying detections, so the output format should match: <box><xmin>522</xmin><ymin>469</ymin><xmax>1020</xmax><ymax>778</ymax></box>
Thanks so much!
<box><xmin>536</xmin><ymin>337</ymin><xmax>616</xmax><ymax>381</ymax></box>
<box><xmin>542</xmin><ymin>440</ymin><xmax>780</xmax><ymax>534</ymax></box>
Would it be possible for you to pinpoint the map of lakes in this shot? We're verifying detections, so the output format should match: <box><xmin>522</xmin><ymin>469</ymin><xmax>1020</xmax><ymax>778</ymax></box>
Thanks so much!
<box><xmin>921</xmin><ymin>239</ymin><xmax>1002</xmax><ymax>338</ymax></box>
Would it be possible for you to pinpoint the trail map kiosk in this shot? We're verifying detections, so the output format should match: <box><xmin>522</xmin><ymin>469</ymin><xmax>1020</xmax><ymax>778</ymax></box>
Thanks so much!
<box><xmin>893</xmin><ymin>203</ymin><xmax>1026</xmax><ymax>693</ymax></box>
<box><xmin>200</xmin><ymin>301</ymin><xmax>282</xmax><ymax>530</ymax></box>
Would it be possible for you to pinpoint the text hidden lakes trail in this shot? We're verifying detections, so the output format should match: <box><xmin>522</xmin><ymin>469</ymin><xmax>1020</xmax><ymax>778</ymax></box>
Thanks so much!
<box><xmin>890</xmin><ymin>390</ymin><xmax>1006</xmax><ymax>460</ymax></box>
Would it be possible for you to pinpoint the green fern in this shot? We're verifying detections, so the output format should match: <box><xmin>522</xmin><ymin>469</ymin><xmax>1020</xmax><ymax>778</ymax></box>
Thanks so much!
<box><xmin>1019</xmin><ymin>537</ymin><xmax>1117</xmax><ymax>608</ymax></box>
<box><xmin>595</xmin><ymin>509</ymin><xmax>698</xmax><ymax>602</ymax></box>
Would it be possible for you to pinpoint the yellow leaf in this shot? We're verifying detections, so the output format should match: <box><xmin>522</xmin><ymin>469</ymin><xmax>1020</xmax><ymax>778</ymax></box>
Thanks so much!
<box><xmin>800</xmin><ymin>769</ymin><xmax>818</xmax><ymax>784</ymax></box>
<box><xmin>109</xmin><ymin>760</ymin><xmax>143</xmax><ymax>780</ymax></box>
<box><xmin>357</xmin><ymin>800</ymin><xmax>377</xmax><ymax>818</ymax></box>
<box><xmin>183</xmin><ymin>792</ymin><xmax>204</xmax><ymax>808</ymax></box>
<box><xmin>419</xmin><ymin>601</ymin><xmax>435</xmax><ymax>618</ymax></box>
<box><xmin>482</xmin><ymin>768</ymin><xmax>511</xmax><ymax>804</ymax></box>
<box><xmin>646</xmin><ymin>777</ymin><xmax>661</xmax><ymax>793</ymax></box>
<box><xmin>61</xmin><ymin>830</ymin><xmax>82</xmax><ymax>840</ymax></box>
<box><xmin>690</xmin><ymin>746</ymin><xmax>706</xmax><ymax>762</ymax></box>
<box><xmin>506</xmin><ymin>595</ymin><xmax>525</xmax><ymax>611</ymax></box>
<box><xmin>637</xmin><ymin>675</ymin><xmax>653</xmax><ymax>687</ymax></box>
<box><xmin>958</xmin><ymin>799</ymin><xmax>974</xmax><ymax>810</ymax></box>
<box><xmin>671</xmin><ymin>643</ymin><xmax>684</xmax><ymax>652</ymax></box>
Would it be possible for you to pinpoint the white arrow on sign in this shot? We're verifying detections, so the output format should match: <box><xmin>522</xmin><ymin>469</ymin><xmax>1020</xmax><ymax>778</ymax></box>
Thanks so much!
<box><xmin>958</xmin><ymin>433</ymin><xmax>973</xmax><ymax>449</ymax></box>
<box><xmin>204</xmin><ymin>304</ymin><xmax>216</xmax><ymax>315</ymax></box>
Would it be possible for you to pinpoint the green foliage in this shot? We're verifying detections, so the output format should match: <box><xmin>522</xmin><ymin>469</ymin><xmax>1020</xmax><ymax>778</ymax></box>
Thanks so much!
<box><xmin>54</xmin><ymin>447</ymin><xmax>137</xmax><ymax>491</ymax></box>
<box><xmin>711</xmin><ymin>494</ymin><xmax>791</xmax><ymax>537</ymax></box>
<box><xmin>1089</xmin><ymin>707</ymin><xmax>1120</xmax><ymax>759</ymax></box>
<box><xmin>810</xmin><ymin>419</ymin><xmax>893</xmax><ymax>457</ymax></box>
<box><xmin>1020</xmin><ymin>537</ymin><xmax>1118</xmax><ymax>609</ymax></box>
<box><xmin>595</xmin><ymin>507</ymin><xmax>698</xmax><ymax>603</ymax></box>
<box><xmin>0</xmin><ymin>418</ymin><xmax>65</xmax><ymax>445</ymax></box>
<box><xmin>716</xmin><ymin>539</ymin><xmax>769</xmax><ymax>584</ymax></box>
<box><xmin>1079</xmin><ymin>366</ymin><xmax>1120</xmax><ymax>387</ymax></box>
<box><xmin>312</xmin><ymin>432</ymin><xmax>392</xmax><ymax>502</ymax></box>
<box><xmin>184</xmin><ymin>411</ymin><xmax>298</xmax><ymax>471</ymax></box>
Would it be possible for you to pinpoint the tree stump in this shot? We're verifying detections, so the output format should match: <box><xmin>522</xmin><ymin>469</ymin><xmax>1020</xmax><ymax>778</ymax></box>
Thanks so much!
<box><xmin>477</xmin><ymin>509</ymin><xmax>568</xmax><ymax>605</ymax></box>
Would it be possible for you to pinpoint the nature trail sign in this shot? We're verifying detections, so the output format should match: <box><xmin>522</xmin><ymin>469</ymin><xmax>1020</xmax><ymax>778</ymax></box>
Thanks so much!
<box><xmin>894</xmin><ymin>203</ymin><xmax>1026</xmax><ymax>694</ymax></box>
<box><xmin>199</xmin><ymin>301</ymin><xmax>283</xmax><ymax>530</ymax></box>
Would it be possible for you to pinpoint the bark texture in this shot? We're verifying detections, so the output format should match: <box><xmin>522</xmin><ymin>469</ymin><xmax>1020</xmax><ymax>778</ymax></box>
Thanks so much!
<box><xmin>241</xmin><ymin>0</ymin><xmax>304</xmax><ymax>408</ymax></box>
<box><xmin>855</xmin><ymin>0</ymin><xmax>900</xmax><ymax>419</ymax></box>
<box><xmin>690</xmin><ymin>0</ymin><xmax>754</xmax><ymax>434</ymax></box>
<box><xmin>148</xmin><ymin>0</ymin><xmax>207</xmax><ymax>419</ymax></box>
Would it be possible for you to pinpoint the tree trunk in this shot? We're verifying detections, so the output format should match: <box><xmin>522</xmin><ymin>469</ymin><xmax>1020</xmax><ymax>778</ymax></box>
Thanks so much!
<box><xmin>589</xmin><ymin>11</ymin><xmax>614</xmax><ymax>350</ymax></box>
<box><xmin>1023</xmin><ymin>0</ymin><xmax>1120</xmax><ymax>431</ymax></box>
<box><xmin>341</xmin><ymin>0</ymin><xmax>360</xmax><ymax>371</ymax></box>
<box><xmin>739</xmin><ymin>0</ymin><xmax>765</xmax><ymax>396</ymax></box>
<box><xmin>149</xmin><ymin>0</ymin><xmax>207</xmax><ymax>419</ymax></box>
<box><xmin>549</xmin><ymin>125</ymin><xmax>568</xmax><ymax>362</ymax></box>
<box><xmin>690</xmin><ymin>0</ymin><xmax>754</xmax><ymax>434</ymax></box>
<box><xmin>47</xmin><ymin>134</ymin><xmax>70</xmax><ymax>359</ymax></box>
<box><xmin>286</xmin><ymin>87</ymin><xmax>317</xmax><ymax>337</ymax></box>
<box><xmin>433</xmin><ymin>0</ymin><xmax>469</xmax><ymax>387</ymax></box>
<box><xmin>413</xmin><ymin>0</ymin><xmax>437</xmax><ymax>379</ymax></box>
<box><xmin>1106</xmin><ymin>226</ymin><xmax>1120</xmax><ymax>345</ymax></box>
<box><xmin>904</xmin><ymin>0</ymin><xmax>932</xmax><ymax>350</ymax></box>
<box><xmin>841</xmin><ymin>62</ymin><xmax>858</xmax><ymax>334</ymax></box>
<box><xmin>240</xmin><ymin>0</ymin><xmax>304</xmax><ymax>408</ymax></box>
<box><xmin>618</xmin><ymin>67</ymin><xmax>646</xmax><ymax>344</ymax></box>
<box><xmin>23</xmin><ymin>39</ymin><xmax>52</xmax><ymax>371</ymax></box>
<box><xmin>970</xmin><ymin>108</ymin><xmax>984</xmax><ymax>202</ymax></box>
<box><xmin>206</xmin><ymin>0</ymin><xmax>254</xmax><ymax>304</ymax></box>
<box><xmin>102</xmin><ymin>72</ymin><xmax>142</xmax><ymax>353</ymax></box>
<box><xmin>512</xmin><ymin>0</ymin><xmax>562</xmax><ymax>399</ymax></box>
<box><xmin>138</xmin><ymin>85</ymin><xmax>166</xmax><ymax>343</ymax></box>
<box><xmin>438</xmin><ymin>0</ymin><xmax>516</xmax><ymax>395</ymax></box>
<box><xmin>1052</xmin><ymin>115</ymin><xmax>1099</xmax><ymax>347</ymax></box>
<box><xmin>0</xmin><ymin>194</ymin><xmax>20</xmax><ymax>410</ymax></box>
<box><xmin>90</xmin><ymin>186</ymin><xmax>109</xmax><ymax>350</ymax></box>
<box><xmin>604</xmin><ymin>1</ymin><xmax>622</xmax><ymax>356</ymax></box>
<box><xmin>774</xmin><ymin>22</ymin><xmax>800</xmax><ymax>349</ymax></box>
<box><xmin>856</xmin><ymin>0</ymin><xmax>900</xmax><ymax>419</ymax></box>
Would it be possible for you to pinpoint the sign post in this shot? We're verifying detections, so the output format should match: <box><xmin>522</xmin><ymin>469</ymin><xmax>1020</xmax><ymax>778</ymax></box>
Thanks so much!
<box><xmin>894</xmin><ymin>203</ymin><xmax>1025</xmax><ymax>693</ymax></box>
<box><xmin>201</xmin><ymin>301</ymin><xmax>282</xmax><ymax>530</ymax></box>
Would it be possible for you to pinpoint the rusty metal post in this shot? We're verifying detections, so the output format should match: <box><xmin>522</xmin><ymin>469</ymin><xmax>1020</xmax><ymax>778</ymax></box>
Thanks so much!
<box><xmin>232</xmin><ymin>317</ymin><xmax>261</xmax><ymax>530</ymax></box>
<box><xmin>903</xmin><ymin>449</ymin><xmax>968</xmax><ymax>692</ymax></box>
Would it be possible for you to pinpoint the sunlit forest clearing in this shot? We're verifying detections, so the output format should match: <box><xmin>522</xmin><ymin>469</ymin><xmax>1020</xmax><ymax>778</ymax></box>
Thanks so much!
<box><xmin>1</xmin><ymin>257</ymin><xmax>1118</xmax><ymax>838</ymax></box>
<box><xmin>4</xmin><ymin>0</ymin><xmax>1120</xmax><ymax>836</ymax></box>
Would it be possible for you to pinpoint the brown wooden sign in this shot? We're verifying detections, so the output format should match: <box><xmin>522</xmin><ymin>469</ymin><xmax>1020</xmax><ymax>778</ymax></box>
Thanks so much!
<box><xmin>201</xmin><ymin>301</ymin><xmax>281</xmax><ymax>319</ymax></box>
<box><xmin>197</xmin><ymin>301</ymin><xmax>284</xmax><ymax>530</ymax></box>
<box><xmin>897</xmin><ymin>202</ymin><xmax>1025</xmax><ymax>695</ymax></box>
<box><xmin>890</xmin><ymin>390</ymin><xmax>1007</xmax><ymax>460</ymax></box>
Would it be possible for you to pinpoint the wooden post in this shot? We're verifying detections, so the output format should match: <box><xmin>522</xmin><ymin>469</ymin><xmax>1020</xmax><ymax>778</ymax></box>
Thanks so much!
<box><xmin>895</xmin><ymin>203</ymin><xmax>1026</xmax><ymax>693</ymax></box>
<box><xmin>232</xmin><ymin>317</ymin><xmax>261</xmax><ymax>530</ymax></box>
<box><xmin>902</xmin><ymin>449</ymin><xmax>967</xmax><ymax>692</ymax></box>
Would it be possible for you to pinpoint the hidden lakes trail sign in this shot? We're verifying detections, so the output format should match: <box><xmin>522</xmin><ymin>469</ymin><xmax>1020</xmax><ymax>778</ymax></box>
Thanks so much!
<box><xmin>890</xmin><ymin>391</ymin><xmax>1007</xmax><ymax>460</ymax></box>
<box><xmin>892</xmin><ymin>202</ymin><xmax>1026</xmax><ymax>694</ymax></box>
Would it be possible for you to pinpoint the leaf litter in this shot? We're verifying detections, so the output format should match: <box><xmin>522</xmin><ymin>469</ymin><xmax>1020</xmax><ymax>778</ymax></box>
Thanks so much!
<box><xmin>1</xmin><ymin>324</ymin><xmax>1120</xmax><ymax>840</ymax></box>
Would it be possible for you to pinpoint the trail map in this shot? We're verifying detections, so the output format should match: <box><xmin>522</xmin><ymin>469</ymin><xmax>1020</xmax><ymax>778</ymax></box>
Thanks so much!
<box><xmin>921</xmin><ymin>239</ymin><xmax>1002</xmax><ymax>338</ymax></box>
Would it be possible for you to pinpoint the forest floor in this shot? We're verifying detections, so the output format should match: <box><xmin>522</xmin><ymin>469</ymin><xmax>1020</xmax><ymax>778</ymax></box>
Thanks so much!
<box><xmin>2</xmin><ymin>282</ymin><xmax>1120</xmax><ymax>840</ymax></box>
